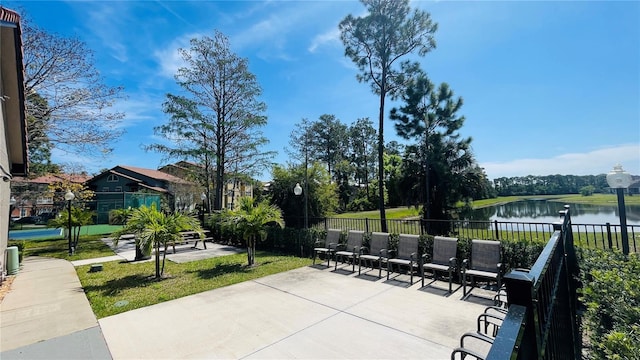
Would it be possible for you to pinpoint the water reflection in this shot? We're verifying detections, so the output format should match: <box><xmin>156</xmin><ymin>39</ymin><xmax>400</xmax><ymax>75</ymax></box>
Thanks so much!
<box><xmin>462</xmin><ymin>200</ymin><xmax>640</xmax><ymax>225</ymax></box>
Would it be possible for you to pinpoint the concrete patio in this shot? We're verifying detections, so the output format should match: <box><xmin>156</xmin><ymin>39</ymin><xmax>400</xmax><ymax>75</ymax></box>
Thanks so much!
<box><xmin>1</xmin><ymin>246</ymin><xmax>496</xmax><ymax>359</ymax></box>
<box><xmin>100</xmin><ymin>264</ymin><xmax>495</xmax><ymax>359</ymax></box>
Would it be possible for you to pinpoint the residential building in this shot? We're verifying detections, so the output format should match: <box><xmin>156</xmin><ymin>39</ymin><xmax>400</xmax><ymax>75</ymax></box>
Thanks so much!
<box><xmin>87</xmin><ymin>165</ymin><xmax>198</xmax><ymax>223</ymax></box>
<box><xmin>1</xmin><ymin>6</ymin><xmax>28</xmax><ymax>280</ymax></box>
<box><xmin>158</xmin><ymin>161</ymin><xmax>254</xmax><ymax>210</ymax></box>
<box><xmin>9</xmin><ymin>173</ymin><xmax>90</xmax><ymax>219</ymax></box>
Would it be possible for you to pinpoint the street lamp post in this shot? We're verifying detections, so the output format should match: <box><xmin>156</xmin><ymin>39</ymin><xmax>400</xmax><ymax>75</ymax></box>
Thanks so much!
<box><xmin>606</xmin><ymin>164</ymin><xmax>632</xmax><ymax>255</ymax></box>
<box><xmin>294</xmin><ymin>182</ymin><xmax>308</xmax><ymax>229</ymax></box>
<box><xmin>64</xmin><ymin>190</ymin><xmax>75</xmax><ymax>255</ymax></box>
<box><xmin>200</xmin><ymin>192</ymin><xmax>207</xmax><ymax>225</ymax></box>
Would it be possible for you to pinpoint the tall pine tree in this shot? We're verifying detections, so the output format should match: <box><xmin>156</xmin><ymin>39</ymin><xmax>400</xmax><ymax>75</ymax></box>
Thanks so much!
<box><xmin>340</xmin><ymin>0</ymin><xmax>437</xmax><ymax>232</ymax></box>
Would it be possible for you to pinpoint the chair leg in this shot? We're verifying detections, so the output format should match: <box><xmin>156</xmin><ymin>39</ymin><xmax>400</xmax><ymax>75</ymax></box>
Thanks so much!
<box><xmin>352</xmin><ymin>256</ymin><xmax>356</xmax><ymax>272</ymax></box>
<box><xmin>378</xmin><ymin>259</ymin><xmax>382</xmax><ymax>278</ymax></box>
<box><xmin>327</xmin><ymin>251</ymin><xmax>331</xmax><ymax>268</ymax></box>
<box><xmin>409</xmin><ymin>261</ymin><xmax>414</xmax><ymax>285</ymax></box>
<box><xmin>448</xmin><ymin>268</ymin><xmax>453</xmax><ymax>293</ymax></box>
<box><xmin>462</xmin><ymin>271</ymin><xmax>467</xmax><ymax>296</ymax></box>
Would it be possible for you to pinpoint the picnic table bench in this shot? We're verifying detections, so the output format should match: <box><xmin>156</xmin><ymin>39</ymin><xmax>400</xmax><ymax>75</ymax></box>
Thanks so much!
<box><xmin>165</xmin><ymin>230</ymin><xmax>213</xmax><ymax>254</ymax></box>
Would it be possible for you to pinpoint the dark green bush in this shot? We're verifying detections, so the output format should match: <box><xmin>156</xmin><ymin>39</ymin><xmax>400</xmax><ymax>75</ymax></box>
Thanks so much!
<box><xmin>579</xmin><ymin>249</ymin><xmax>640</xmax><ymax>360</ymax></box>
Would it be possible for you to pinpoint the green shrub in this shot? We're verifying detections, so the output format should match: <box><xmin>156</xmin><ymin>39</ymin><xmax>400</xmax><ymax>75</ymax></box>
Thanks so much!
<box><xmin>500</xmin><ymin>240</ymin><xmax>545</xmax><ymax>272</ymax></box>
<box><xmin>579</xmin><ymin>249</ymin><xmax>640</xmax><ymax>359</ymax></box>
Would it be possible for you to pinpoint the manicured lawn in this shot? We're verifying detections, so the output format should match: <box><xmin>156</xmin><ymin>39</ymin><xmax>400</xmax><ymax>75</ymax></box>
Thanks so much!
<box><xmin>76</xmin><ymin>252</ymin><xmax>313</xmax><ymax>318</ymax></box>
<box><xmin>334</xmin><ymin>207</ymin><xmax>420</xmax><ymax>219</ymax></box>
<box><xmin>20</xmin><ymin>236</ymin><xmax>116</xmax><ymax>261</ymax></box>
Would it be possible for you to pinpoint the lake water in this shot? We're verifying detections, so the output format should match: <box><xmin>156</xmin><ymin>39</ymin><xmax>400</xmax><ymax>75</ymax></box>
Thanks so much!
<box><xmin>464</xmin><ymin>200</ymin><xmax>640</xmax><ymax>226</ymax></box>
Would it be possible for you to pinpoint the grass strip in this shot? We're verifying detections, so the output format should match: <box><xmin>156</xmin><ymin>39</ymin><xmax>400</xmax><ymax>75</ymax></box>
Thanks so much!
<box><xmin>22</xmin><ymin>236</ymin><xmax>116</xmax><ymax>261</ymax></box>
<box><xmin>76</xmin><ymin>251</ymin><xmax>312</xmax><ymax>318</ymax></box>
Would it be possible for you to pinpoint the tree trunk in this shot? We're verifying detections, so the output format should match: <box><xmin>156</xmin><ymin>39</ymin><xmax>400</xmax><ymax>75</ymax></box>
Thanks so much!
<box><xmin>247</xmin><ymin>238</ymin><xmax>254</xmax><ymax>266</ymax></box>
<box><xmin>135</xmin><ymin>245</ymin><xmax>151</xmax><ymax>261</ymax></box>
<box><xmin>154</xmin><ymin>239</ymin><xmax>161</xmax><ymax>279</ymax></box>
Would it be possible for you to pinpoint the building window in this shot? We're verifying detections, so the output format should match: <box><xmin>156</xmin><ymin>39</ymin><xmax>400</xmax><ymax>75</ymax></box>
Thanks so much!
<box><xmin>102</xmin><ymin>187</ymin><xmax>110</xmax><ymax>192</ymax></box>
<box><xmin>115</xmin><ymin>186</ymin><xmax>122</xmax><ymax>192</ymax></box>
<box><xmin>107</xmin><ymin>174</ymin><xmax>119</xmax><ymax>182</ymax></box>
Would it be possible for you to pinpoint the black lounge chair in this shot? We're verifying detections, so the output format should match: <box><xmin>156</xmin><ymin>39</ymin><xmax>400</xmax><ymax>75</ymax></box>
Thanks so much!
<box><xmin>334</xmin><ymin>230</ymin><xmax>364</xmax><ymax>272</ymax></box>
<box><xmin>358</xmin><ymin>232</ymin><xmax>389</xmax><ymax>277</ymax></box>
<box><xmin>462</xmin><ymin>239</ymin><xmax>504</xmax><ymax>297</ymax></box>
<box><xmin>313</xmin><ymin>228</ymin><xmax>340</xmax><ymax>268</ymax></box>
<box><xmin>387</xmin><ymin>234</ymin><xmax>420</xmax><ymax>284</ymax></box>
<box><xmin>421</xmin><ymin>236</ymin><xmax>459</xmax><ymax>293</ymax></box>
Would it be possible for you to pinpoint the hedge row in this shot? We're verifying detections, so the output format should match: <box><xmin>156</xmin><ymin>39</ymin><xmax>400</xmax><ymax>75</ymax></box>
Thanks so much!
<box><xmin>578</xmin><ymin>249</ymin><xmax>640</xmax><ymax>360</ymax></box>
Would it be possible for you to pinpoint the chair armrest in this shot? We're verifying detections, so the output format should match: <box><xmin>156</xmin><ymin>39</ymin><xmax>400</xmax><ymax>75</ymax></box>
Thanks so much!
<box><xmin>461</xmin><ymin>259</ymin><xmax>469</xmax><ymax>272</ymax></box>
<box><xmin>477</xmin><ymin>313</ymin><xmax>504</xmax><ymax>336</ymax></box>
<box><xmin>484</xmin><ymin>306</ymin><xmax>508</xmax><ymax>317</ymax></box>
<box><xmin>448</xmin><ymin>257</ymin><xmax>457</xmax><ymax>269</ymax></box>
<box><xmin>379</xmin><ymin>248</ymin><xmax>388</xmax><ymax>257</ymax></box>
<box><xmin>335</xmin><ymin>243</ymin><xmax>346</xmax><ymax>251</ymax></box>
<box><xmin>387</xmin><ymin>249</ymin><xmax>396</xmax><ymax>258</ymax></box>
<box><xmin>359</xmin><ymin>246</ymin><xmax>369</xmax><ymax>255</ymax></box>
<box><xmin>460</xmin><ymin>331</ymin><xmax>494</xmax><ymax>348</ymax></box>
<box><xmin>497</xmin><ymin>262</ymin><xmax>504</xmax><ymax>275</ymax></box>
<box><xmin>451</xmin><ymin>347</ymin><xmax>488</xmax><ymax>360</ymax></box>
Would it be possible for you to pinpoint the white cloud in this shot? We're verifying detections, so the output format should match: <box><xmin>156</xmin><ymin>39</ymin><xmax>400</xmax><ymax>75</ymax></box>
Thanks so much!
<box><xmin>83</xmin><ymin>3</ymin><xmax>132</xmax><ymax>63</ymax></box>
<box><xmin>154</xmin><ymin>33</ymin><xmax>199</xmax><ymax>78</ymax></box>
<box><xmin>111</xmin><ymin>97</ymin><xmax>163</xmax><ymax>130</ymax></box>
<box><xmin>481</xmin><ymin>144</ymin><xmax>640</xmax><ymax>179</ymax></box>
<box><xmin>308</xmin><ymin>28</ymin><xmax>340</xmax><ymax>53</ymax></box>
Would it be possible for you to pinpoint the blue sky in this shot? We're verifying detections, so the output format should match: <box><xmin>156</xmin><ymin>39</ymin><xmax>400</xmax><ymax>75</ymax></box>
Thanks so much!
<box><xmin>10</xmin><ymin>0</ymin><xmax>640</xmax><ymax>181</ymax></box>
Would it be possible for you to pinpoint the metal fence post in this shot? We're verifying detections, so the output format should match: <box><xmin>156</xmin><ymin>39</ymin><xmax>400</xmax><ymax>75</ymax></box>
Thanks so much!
<box><xmin>502</xmin><ymin>270</ymin><xmax>539</xmax><ymax>357</ymax></box>
<box><xmin>494</xmin><ymin>220</ymin><xmax>500</xmax><ymax>240</ymax></box>
<box><xmin>605</xmin><ymin>222</ymin><xmax>613</xmax><ymax>250</ymax></box>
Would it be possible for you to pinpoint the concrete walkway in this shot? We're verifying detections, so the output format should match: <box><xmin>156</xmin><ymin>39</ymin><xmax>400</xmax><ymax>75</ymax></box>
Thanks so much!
<box><xmin>1</xmin><ymin>248</ymin><xmax>495</xmax><ymax>359</ymax></box>
<box><xmin>0</xmin><ymin>257</ymin><xmax>112</xmax><ymax>359</ymax></box>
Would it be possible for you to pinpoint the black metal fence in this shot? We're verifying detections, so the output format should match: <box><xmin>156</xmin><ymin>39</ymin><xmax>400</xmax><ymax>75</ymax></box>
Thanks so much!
<box><xmin>298</xmin><ymin>216</ymin><xmax>638</xmax><ymax>253</ymax></box>
<box><xmin>486</xmin><ymin>206</ymin><xmax>581</xmax><ymax>359</ymax></box>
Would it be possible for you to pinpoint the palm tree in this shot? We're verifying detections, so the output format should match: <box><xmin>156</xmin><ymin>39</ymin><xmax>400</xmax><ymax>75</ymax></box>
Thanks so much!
<box><xmin>109</xmin><ymin>207</ymin><xmax>133</xmax><ymax>225</ymax></box>
<box><xmin>49</xmin><ymin>206</ymin><xmax>94</xmax><ymax>254</ymax></box>
<box><xmin>114</xmin><ymin>205</ymin><xmax>202</xmax><ymax>279</ymax></box>
<box><xmin>220</xmin><ymin>197</ymin><xmax>284</xmax><ymax>266</ymax></box>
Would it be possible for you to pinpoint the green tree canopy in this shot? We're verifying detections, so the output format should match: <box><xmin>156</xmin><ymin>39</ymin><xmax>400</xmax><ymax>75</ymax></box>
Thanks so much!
<box><xmin>147</xmin><ymin>30</ymin><xmax>273</xmax><ymax>211</ymax></box>
<box><xmin>340</xmin><ymin>0</ymin><xmax>438</xmax><ymax>232</ymax></box>
<box><xmin>269</xmin><ymin>163</ymin><xmax>338</xmax><ymax>227</ymax></box>
<box><xmin>390</xmin><ymin>71</ymin><xmax>484</xmax><ymax>232</ymax></box>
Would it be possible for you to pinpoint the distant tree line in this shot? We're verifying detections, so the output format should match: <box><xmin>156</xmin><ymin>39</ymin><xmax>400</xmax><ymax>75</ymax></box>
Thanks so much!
<box><xmin>492</xmin><ymin>174</ymin><xmax>608</xmax><ymax>196</ymax></box>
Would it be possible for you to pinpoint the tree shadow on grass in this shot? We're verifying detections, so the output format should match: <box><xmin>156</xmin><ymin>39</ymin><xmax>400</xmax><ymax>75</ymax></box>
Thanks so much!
<box><xmin>25</xmin><ymin>247</ymin><xmax>65</xmax><ymax>257</ymax></box>
<box><xmin>188</xmin><ymin>263</ymin><xmax>250</xmax><ymax>279</ymax></box>
<box><xmin>82</xmin><ymin>274</ymin><xmax>156</xmax><ymax>296</ymax></box>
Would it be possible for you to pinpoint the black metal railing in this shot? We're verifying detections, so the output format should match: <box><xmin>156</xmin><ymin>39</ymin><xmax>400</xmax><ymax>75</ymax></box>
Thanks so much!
<box><xmin>486</xmin><ymin>206</ymin><xmax>581</xmax><ymax>359</ymax></box>
<box><xmin>297</xmin><ymin>216</ymin><xmax>638</xmax><ymax>253</ymax></box>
